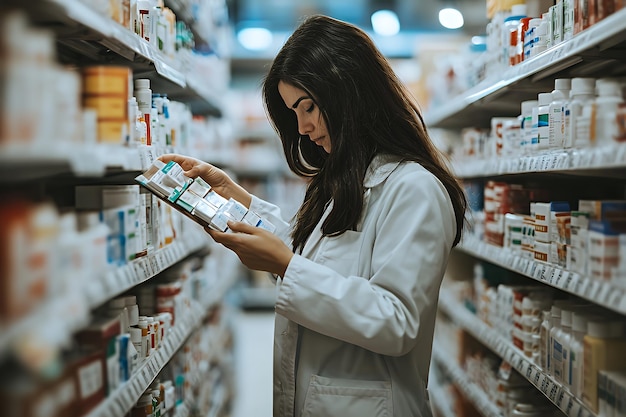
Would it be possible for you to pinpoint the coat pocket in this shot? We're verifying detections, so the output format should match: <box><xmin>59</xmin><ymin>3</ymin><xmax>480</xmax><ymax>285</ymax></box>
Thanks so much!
<box><xmin>301</xmin><ymin>375</ymin><xmax>392</xmax><ymax>417</ymax></box>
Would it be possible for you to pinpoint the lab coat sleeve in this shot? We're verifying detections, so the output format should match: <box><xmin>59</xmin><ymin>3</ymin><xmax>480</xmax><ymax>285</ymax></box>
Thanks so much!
<box><xmin>274</xmin><ymin>168</ymin><xmax>456</xmax><ymax>356</ymax></box>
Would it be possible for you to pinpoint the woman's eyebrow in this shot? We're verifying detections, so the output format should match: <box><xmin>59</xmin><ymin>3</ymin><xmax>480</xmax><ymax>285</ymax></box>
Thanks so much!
<box><xmin>291</xmin><ymin>96</ymin><xmax>309</xmax><ymax>109</ymax></box>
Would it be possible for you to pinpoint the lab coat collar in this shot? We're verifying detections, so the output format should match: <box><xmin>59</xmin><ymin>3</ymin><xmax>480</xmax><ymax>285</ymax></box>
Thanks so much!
<box><xmin>363</xmin><ymin>154</ymin><xmax>403</xmax><ymax>188</ymax></box>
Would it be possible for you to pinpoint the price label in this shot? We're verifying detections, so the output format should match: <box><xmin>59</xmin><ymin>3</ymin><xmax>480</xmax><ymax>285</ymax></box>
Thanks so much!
<box><xmin>609</xmin><ymin>289</ymin><xmax>624</xmax><ymax>312</ymax></box>
<box><xmin>132</xmin><ymin>378</ymin><xmax>143</xmax><ymax>396</ymax></box>
<box><xmin>548</xmin><ymin>382</ymin><xmax>560</xmax><ymax>403</ymax></box>
<box><xmin>556</xmin><ymin>387</ymin><xmax>566</xmax><ymax>408</ymax></box>
<box><xmin>554</xmin><ymin>269</ymin><xmax>566</xmax><ymax>288</ymax></box>
<box><xmin>534</xmin><ymin>368</ymin><xmax>542</xmax><ymax>385</ymax></box>
<box><xmin>111</xmin><ymin>398</ymin><xmax>125</xmax><ymax>417</ymax></box>
<box><xmin>541</xmin><ymin>266</ymin><xmax>552</xmax><ymax>282</ymax></box>
<box><xmin>598</xmin><ymin>283</ymin><xmax>612</xmax><ymax>306</ymax></box>
<box><xmin>549</xmin><ymin>267</ymin><xmax>560</xmax><ymax>284</ymax></box>
<box><xmin>560</xmin><ymin>271</ymin><xmax>571</xmax><ymax>290</ymax></box>
<box><xmin>529</xmin><ymin>262</ymin><xmax>538</xmax><ymax>278</ymax></box>
<box><xmin>121</xmin><ymin>390</ymin><xmax>133</xmax><ymax>410</ymax></box>
<box><xmin>577</xmin><ymin>278</ymin><xmax>589</xmax><ymax>296</ymax></box>
<box><xmin>589</xmin><ymin>280</ymin><xmax>602</xmax><ymax>300</ymax></box>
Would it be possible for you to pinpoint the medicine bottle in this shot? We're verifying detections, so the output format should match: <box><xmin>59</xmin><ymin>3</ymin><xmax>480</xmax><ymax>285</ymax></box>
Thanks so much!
<box><xmin>132</xmin><ymin>392</ymin><xmax>153</xmax><ymax>417</ymax></box>
<box><xmin>593</xmin><ymin>78</ymin><xmax>624</xmax><ymax>146</ymax></box>
<box><xmin>502</xmin><ymin>5</ymin><xmax>527</xmax><ymax>66</ymax></box>
<box><xmin>537</xmin><ymin>93</ymin><xmax>552</xmax><ymax>150</ymax></box>
<box><xmin>569</xmin><ymin>312</ymin><xmax>589</xmax><ymax>398</ymax></box>
<box><xmin>564</xmin><ymin>77</ymin><xmax>596</xmax><ymax>148</ymax></box>
<box><xmin>548</xmin><ymin>78</ymin><xmax>571</xmax><ymax>149</ymax></box>
<box><xmin>554</xmin><ymin>307</ymin><xmax>573</xmax><ymax>384</ymax></box>
<box><xmin>521</xmin><ymin>100</ymin><xmax>538</xmax><ymax>154</ymax></box>
<box><xmin>134</xmin><ymin>78</ymin><xmax>152</xmax><ymax>145</ymax></box>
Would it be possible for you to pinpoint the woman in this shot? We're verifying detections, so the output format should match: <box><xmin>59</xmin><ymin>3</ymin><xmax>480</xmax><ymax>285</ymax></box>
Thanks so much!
<box><xmin>162</xmin><ymin>15</ymin><xmax>466</xmax><ymax>417</ymax></box>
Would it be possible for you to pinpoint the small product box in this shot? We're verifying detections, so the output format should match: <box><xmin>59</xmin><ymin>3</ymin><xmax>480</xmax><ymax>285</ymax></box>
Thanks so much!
<box><xmin>135</xmin><ymin>160</ymin><xmax>276</xmax><ymax>234</ymax></box>
<box><xmin>534</xmin><ymin>202</ymin><xmax>551</xmax><ymax>243</ymax></box>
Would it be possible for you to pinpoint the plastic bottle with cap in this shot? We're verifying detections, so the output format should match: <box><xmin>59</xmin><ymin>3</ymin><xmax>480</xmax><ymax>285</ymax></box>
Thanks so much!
<box><xmin>564</xmin><ymin>77</ymin><xmax>596</xmax><ymax>148</ymax></box>
<box><xmin>556</xmin><ymin>307</ymin><xmax>573</xmax><ymax>385</ymax></box>
<box><xmin>548</xmin><ymin>303</ymin><xmax>562</xmax><ymax>376</ymax></box>
<box><xmin>569</xmin><ymin>311</ymin><xmax>589</xmax><ymax>398</ymax></box>
<box><xmin>537</xmin><ymin>92</ymin><xmax>552</xmax><ymax>150</ymax></box>
<box><xmin>532</xmin><ymin>14</ymin><xmax>549</xmax><ymax>57</ymax></box>
<box><xmin>134</xmin><ymin>78</ymin><xmax>152</xmax><ymax>145</ymax></box>
<box><xmin>593</xmin><ymin>78</ymin><xmax>624</xmax><ymax>146</ymax></box>
<box><xmin>138</xmin><ymin>316</ymin><xmax>149</xmax><ymax>358</ymax></box>
<box><xmin>124</xmin><ymin>295</ymin><xmax>140</xmax><ymax>327</ymax></box>
<box><xmin>109</xmin><ymin>297</ymin><xmax>130</xmax><ymax>334</ymax></box>
<box><xmin>548</xmin><ymin>78</ymin><xmax>571</xmax><ymax>149</ymax></box>
<box><xmin>132</xmin><ymin>392</ymin><xmax>153</xmax><ymax>417</ymax></box>
<box><xmin>521</xmin><ymin>100</ymin><xmax>538</xmax><ymax>154</ymax></box>
<box><xmin>502</xmin><ymin>4</ymin><xmax>527</xmax><ymax>67</ymax></box>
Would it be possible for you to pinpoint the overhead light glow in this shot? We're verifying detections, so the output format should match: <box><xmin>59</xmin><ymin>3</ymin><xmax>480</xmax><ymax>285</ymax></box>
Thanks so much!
<box><xmin>371</xmin><ymin>10</ymin><xmax>400</xmax><ymax>36</ymax></box>
<box><xmin>439</xmin><ymin>8</ymin><xmax>464</xmax><ymax>29</ymax></box>
<box><xmin>237</xmin><ymin>27</ymin><xmax>273</xmax><ymax>51</ymax></box>
<box><xmin>471</xmin><ymin>35</ymin><xmax>486</xmax><ymax>45</ymax></box>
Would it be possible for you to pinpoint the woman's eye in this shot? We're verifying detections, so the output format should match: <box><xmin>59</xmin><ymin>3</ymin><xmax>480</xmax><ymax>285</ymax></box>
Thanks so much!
<box><xmin>305</xmin><ymin>103</ymin><xmax>315</xmax><ymax>113</ymax></box>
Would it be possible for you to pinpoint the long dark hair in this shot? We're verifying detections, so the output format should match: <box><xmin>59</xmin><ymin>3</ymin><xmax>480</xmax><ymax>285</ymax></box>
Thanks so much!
<box><xmin>262</xmin><ymin>15</ymin><xmax>467</xmax><ymax>253</ymax></box>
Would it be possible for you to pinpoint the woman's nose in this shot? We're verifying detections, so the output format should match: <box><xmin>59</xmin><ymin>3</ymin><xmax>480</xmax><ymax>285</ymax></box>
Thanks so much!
<box><xmin>297</xmin><ymin>116</ymin><xmax>313</xmax><ymax>136</ymax></box>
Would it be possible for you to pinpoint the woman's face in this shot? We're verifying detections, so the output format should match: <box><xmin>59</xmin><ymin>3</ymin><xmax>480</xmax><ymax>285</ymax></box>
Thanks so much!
<box><xmin>278</xmin><ymin>81</ymin><xmax>331</xmax><ymax>153</ymax></box>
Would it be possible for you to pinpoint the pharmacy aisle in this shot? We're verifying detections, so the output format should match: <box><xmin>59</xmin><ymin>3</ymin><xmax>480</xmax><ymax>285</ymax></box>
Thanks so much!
<box><xmin>229</xmin><ymin>310</ymin><xmax>274</xmax><ymax>417</ymax></box>
<box><xmin>425</xmin><ymin>0</ymin><xmax>626</xmax><ymax>415</ymax></box>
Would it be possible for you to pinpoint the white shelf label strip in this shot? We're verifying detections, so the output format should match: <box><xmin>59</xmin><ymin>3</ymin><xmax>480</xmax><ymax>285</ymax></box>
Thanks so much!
<box><xmin>457</xmin><ymin>238</ymin><xmax>626</xmax><ymax>315</ymax></box>
<box><xmin>454</xmin><ymin>144</ymin><xmax>626</xmax><ymax>177</ymax></box>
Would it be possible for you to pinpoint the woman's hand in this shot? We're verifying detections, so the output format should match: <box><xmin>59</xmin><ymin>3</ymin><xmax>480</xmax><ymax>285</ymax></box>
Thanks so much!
<box><xmin>159</xmin><ymin>154</ymin><xmax>252</xmax><ymax>207</ymax></box>
<box><xmin>208</xmin><ymin>221</ymin><xmax>294</xmax><ymax>277</ymax></box>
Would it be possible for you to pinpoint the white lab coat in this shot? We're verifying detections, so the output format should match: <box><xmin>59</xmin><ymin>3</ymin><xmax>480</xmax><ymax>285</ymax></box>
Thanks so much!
<box><xmin>249</xmin><ymin>154</ymin><xmax>457</xmax><ymax>417</ymax></box>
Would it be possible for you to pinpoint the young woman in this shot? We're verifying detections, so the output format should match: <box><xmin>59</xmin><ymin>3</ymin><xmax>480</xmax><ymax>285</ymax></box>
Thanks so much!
<box><xmin>161</xmin><ymin>15</ymin><xmax>466</xmax><ymax>417</ymax></box>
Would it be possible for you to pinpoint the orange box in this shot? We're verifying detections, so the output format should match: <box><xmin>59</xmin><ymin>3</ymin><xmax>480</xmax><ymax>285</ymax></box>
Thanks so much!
<box><xmin>82</xmin><ymin>66</ymin><xmax>132</xmax><ymax>96</ymax></box>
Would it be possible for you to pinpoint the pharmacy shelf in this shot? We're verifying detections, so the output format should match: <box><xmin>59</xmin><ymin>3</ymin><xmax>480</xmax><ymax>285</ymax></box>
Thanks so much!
<box><xmin>0</xmin><ymin>233</ymin><xmax>209</xmax><ymax>358</ymax></box>
<box><xmin>0</xmin><ymin>143</ymin><xmax>175</xmax><ymax>180</ymax></box>
<box><xmin>453</xmin><ymin>144</ymin><xmax>626</xmax><ymax>179</ymax></box>
<box><xmin>84</xmin><ymin>266</ymin><xmax>237</xmax><ymax>417</ymax></box>
<box><xmin>424</xmin><ymin>7</ymin><xmax>626</xmax><ymax>129</ymax></box>
<box><xmin>165</xmin><ymin>0</ymin><xmax>211</xmax><ymax>48</ymax></box>
<box><xmin>457</xmin><ymin>236</ymin><xmax>626</xmax><ymax>315</ymax></box>
<box><xmin>431</xmin><ymin>348</ymin><xmax>503</xmax><ymax>417</ymax></box>
<box><xmin>86</xmin><ymin>233</ymin><xmax>210</xmax><ymax>307</ymax></box>
<box><xmin>438</xmin><ymin>290</ymin><xmax>599</xmax><ymax>417</ymax></box>
<box><xmin>27</xmin><ymin>0</ymin><xmax>221</xmax><ymax>116</ymax></box>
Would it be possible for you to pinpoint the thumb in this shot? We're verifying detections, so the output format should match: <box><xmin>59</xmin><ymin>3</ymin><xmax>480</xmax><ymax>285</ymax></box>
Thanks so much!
<box><xmin>227</xmin><ymin>220</ymin><xmax>257</xmax><ymax>234</ymax></box>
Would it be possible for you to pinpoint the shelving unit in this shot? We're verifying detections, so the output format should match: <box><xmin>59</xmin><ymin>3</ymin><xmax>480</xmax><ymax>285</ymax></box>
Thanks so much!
<box><xmin>457</xmin><ymin>236</ymin><xmax>626</xmax><ymax>315</ymax></box>
<box><xmin>427</xmin><ymin>6</ymin><xmax>626</xmax><ymax>417</ymax></box>
<box><xmin>18</xmin><ymin>0</ymin><xmax>222</xmax><ymax>116</ymax></box>
<box><xmin>0</xmin><ymin>1</ymin><xmax>236</xmax><ymax>416</ymax></box>
<box><xmin>84</xmin><ymin>268</ymin><xmax>236</xmax><ymax>417</ymax></box>
<box><xmin>438</xmin><ymin>290</ymin><xmax>598</xmax><ymax>417</ymax></box>
<box><xmin>431</xmin><ymin>348</ymin><xmax>504</xmax><ymax>417</ymax></box>
<box><xmin>424</xmin><ymin>8</ymin><xmax>626</xmax><ymax>129</ymax></box>
<box><xmin>0</xmin><ymin>230</ymin><xmax>208</xmax><ymax>355</ymax></box>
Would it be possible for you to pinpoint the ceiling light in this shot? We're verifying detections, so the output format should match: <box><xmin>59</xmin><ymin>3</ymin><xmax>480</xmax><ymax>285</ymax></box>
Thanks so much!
<box><xmin>438</xmin><ymin>8</ymin><xmax>464</xmax><ymax>29</ymax></box>
<box><xmin>371</xmin><ymin>10</ymin><xmax>400</xmax><ymax>36</ymax></box>
<box><xmin>237</xmin><ymin>27</ymin><xmax>273</xmax><ymax>51</ymax></box>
